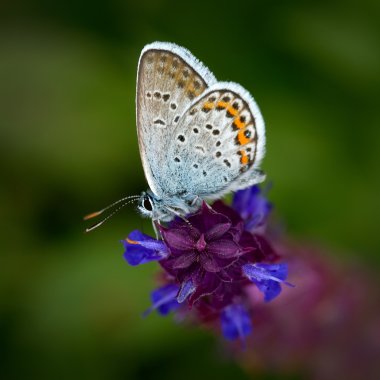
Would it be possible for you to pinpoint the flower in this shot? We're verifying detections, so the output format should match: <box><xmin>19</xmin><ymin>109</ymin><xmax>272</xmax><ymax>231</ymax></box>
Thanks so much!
<box><xmin>143</xmin><ymin>283</ymin><xmax>180</xmax><ymax>316</ymax></box>
<box><xmin>122</xmin><ymin>230</ymin><xmax>169</xmax><ymax>265</ymax></box>
<box><xmin>122</xmin><ymin>185</ymin><xmax>292</xmax><ymax>342</ymax></box>
<box><xmin>221</xmin><ymin>304</ymin><xmax>253</xmax><ymax>342</ymax></box>
<box><xmin>233</xmin><ymin>185</ymin><xmax>272</xmax><ymax>230</ymax></box>
<box><xmin>240</xmin><ymin>246</ymin><xmax>380</xmax><ymax>379</ymax></box>
<box><xmin>242</xmin><ymin>263</ymin><xmax>294</xmax><ymax>302</ymax></box>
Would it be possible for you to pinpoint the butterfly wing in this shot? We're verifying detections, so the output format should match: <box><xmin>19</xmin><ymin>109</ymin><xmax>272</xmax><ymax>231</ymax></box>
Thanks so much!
<box><xmin>161</xmin><ymin>82</ymin><xmax>266</xmax><ymax>199</ymax></box>
<box><xmin>136</xmin><ymin>42</ymin><xmax>216</xmax><ymax>196</ymax></box>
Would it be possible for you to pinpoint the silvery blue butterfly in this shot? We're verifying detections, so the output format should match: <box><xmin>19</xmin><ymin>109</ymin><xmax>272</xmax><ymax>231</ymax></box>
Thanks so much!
<box><xmin>85</xmin><ymin>42</ymin><xmax>266</xmax><ymax>231</ymax></box>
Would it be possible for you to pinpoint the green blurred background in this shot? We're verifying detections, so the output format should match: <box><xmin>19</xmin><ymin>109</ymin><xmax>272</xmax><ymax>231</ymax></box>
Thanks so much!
<box><xmin>1</xmin><ymin>0</ymin><xmax>379</xmax><ymax>379</ymax></box>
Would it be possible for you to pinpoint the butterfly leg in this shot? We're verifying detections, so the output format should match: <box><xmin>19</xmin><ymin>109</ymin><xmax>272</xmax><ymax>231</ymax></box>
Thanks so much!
<box><xmin>190</xmin><ymin>195</ymin><xmax>202</xmax><ymax>207</ymax></box>
<box><xmin>152</xmin><ymin>220</ymin><xmax>162</xmax><ymax>240</ymax></box>
<box><xmin>164</xmin><ymin>206</ymin><xmax>194</xmax><ymax>229</ymax></box>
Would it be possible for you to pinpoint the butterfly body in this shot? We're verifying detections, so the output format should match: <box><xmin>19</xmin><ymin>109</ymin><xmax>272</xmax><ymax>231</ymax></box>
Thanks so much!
<box><xmin>136</xmin><ymin>42</ymin><xmax>266</xmax><ymax>222</ymax></box>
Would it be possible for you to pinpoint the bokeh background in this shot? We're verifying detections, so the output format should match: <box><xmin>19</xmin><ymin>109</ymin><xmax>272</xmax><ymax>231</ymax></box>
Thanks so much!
<box><xmin>1</xmin><ymin>0</ymin><xmax>379</xmax><ymax>379</ymax></box>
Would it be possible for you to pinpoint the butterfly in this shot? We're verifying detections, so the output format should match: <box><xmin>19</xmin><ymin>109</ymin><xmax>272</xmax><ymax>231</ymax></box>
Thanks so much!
<box><xmin>85</xmin><ymin>42</ymin><xmax>265</xmax><ymax>232</ymax></box>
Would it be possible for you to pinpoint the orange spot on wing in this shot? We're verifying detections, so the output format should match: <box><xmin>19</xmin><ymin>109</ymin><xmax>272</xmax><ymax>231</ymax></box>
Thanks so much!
<box><xmin>237</xmin><ymin>130</ymin><xmax>251</xmax><ymax>146</ymax></box>
<box><xmin>186</xmin><ymin>79</ymin><xmax>195</xmax><ymax>92</ymax></box>
<box><xmin>226</xmin><ymin>106</ymin><xmax>238</xmax><ymax>117</ymax></box>
<box><xmin>217</xmin><ymin>101</ymin><xmax>228</xmax><ymax>109</ymax></box>
<box><xmin>233</xmin><ymin>117</ymin><xmax>246</xmax><ymax>130</ymax></box>
<box><xmin>240</xmin><ymin>150</ymin><xmax>249</xmax><ymax>165</ymax></box>
<box><xmin>202</xmin><ymin>102</ymin><xmax>214</xmax><ymax>110</ymax></box>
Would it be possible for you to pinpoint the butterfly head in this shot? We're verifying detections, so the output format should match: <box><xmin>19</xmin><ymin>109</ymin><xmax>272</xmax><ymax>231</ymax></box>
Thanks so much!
<box><xmin>137</xmin><ymin>190</ymin><xmax>174</xmax><ymax>222</ymax></box>
<box><xmin>138</xmin><ymin>190</ymin><xmax>202</xmax><ymax>223</ymax></box>
<box><xmin>137</xmin><ymin>191</ymin><xmax>154</xmax><ymax>216</ymax></box>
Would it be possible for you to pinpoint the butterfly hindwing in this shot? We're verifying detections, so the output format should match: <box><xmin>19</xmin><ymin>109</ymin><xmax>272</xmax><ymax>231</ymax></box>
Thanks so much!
<box><xmin>136</xmin><ymin>42</ymin><xmax>216</xmax><ymax>196</ymax></box>
<box><xmin>162</xmin><ymin>82</ymin><xmax>266</xmax><ymax>199</ymax></box>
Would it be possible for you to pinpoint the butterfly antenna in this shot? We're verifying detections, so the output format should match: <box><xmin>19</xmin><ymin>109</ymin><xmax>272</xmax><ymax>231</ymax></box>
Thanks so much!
<box><xmin>84</xmin><ymin>195</ymin><xmax>139</xmax><ymax>220</ymax></box>
<box><xmin>84</xmin><ymin>195</ymin><xmax>139</xmax><ymax>233</ymax></box>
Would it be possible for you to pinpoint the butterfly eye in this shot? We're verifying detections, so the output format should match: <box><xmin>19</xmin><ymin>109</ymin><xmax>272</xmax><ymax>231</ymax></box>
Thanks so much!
<box><xmin>143</xmin><ymin>198</ymin><xmax>153</xmax><ymax>212</ymax></box>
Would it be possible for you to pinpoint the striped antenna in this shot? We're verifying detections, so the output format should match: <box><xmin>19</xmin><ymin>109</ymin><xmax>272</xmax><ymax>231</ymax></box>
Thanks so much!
<box><xmin>84</xmin><ymin>195</ymin><xmax>140</xmax><ymax>233</ymax></box>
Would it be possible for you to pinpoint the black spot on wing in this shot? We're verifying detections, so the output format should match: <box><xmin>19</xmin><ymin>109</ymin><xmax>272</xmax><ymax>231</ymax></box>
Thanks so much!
<box><xmin>154</xmin><ymin>119</ymin><xmax>165</xmax><ymax>126</ymax></box>
<box><xmin>224</xmin><ymin>159</ymin><xmax>231</xmax><ymax>168</ymax></box>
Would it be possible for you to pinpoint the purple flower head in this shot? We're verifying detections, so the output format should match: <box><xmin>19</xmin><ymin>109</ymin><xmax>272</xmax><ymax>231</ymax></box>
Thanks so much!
<box><xmin>159</xmin><ymin>202</ymin><xmax>275</xmax><ymax>310</ymax></box>
<box><xmin>121</xmin><ymin>185</ymin><xmax>292</xmax><ymax>342</ymax></box>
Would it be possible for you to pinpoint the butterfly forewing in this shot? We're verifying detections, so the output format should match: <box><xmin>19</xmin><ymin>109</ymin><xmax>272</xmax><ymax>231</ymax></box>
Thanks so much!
<box><xmin>136</xmin><ymin>42</ymin><xmax>216</xmax><ymax>196</ymax></box>
<box><xmin>162</xmin><ymin>82</ymin><xmax>265</xmax><ymax>199</ymax></box>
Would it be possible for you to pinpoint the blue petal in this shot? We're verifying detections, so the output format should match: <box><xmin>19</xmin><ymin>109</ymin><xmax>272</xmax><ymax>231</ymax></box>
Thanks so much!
<box><xmin>242</xmin><ymin>263</ymin><xmax>293</xmax><ymax>302</ymax></box>
<box><xmin>221</xmin><ymin>304</ymin><xmax>252</xmax><ymax>341</ymax></box>
<box><xmin>233</xmin><ymin>185</ymin><xmax>272</xmax><ymax>229</ymax></box>
<box><xmin>177</xmin><ymin>279</ymin><xmax>196</xmax><ymax>303</ymax></box>
<box><xmin>244</xmin><ymin>263</ymin><xmax>288</xmax><ymax>281</ymax></box>
<box><xmin>233</xmin><ymin>185</ymin><xmax>260</xmax><ymax>215</ymax></box>
<box><xmin>122</xmin><ymin>230</ymin><xmax>169</xmax><ymax>266</ymax></box>
<box><xmin>254</xmin><ymin>280</ymin><xmax>282</xmax><ymax>302</ymax></box>
<box><xmin>144</xmin><ymin>284</ymin><xmax>180</xmax><ymax>316</ymax></box>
